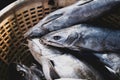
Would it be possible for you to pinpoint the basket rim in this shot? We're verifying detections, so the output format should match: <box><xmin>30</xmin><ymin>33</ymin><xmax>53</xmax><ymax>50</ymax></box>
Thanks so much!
<box><xmin>0</xmin><ymin>0</ymin><xmax>26</xmax><ymax>18</ymax></box>
<box><xmin>0</xmin><ymin>0</ymin><xmax>45</xmax><ymax>23</ymax></box>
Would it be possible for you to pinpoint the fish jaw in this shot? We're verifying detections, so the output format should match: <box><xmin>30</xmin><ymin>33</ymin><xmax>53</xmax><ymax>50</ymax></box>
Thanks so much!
<box><xmin>41</xmin><ymin>38</ymin><xmax>65</xmax><ymax>48</ymax></box>
<box><xmin>41</xmin><ymin>38</ymin><xmax>78</xmax><ymax>52</ymax></box>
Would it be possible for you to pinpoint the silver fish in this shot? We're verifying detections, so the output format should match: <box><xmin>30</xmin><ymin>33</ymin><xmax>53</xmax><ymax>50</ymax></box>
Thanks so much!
<box><xmin>24</xmin><ymin>0</ymin><xmax>120</xmax><ymax>38</ymax></box>
<box><xmin>27</xmin><ymin>39</ymin><xmax>104</xmax><ymax>80</ymax></box>
<box><xmin>8</xmin><ymin>63</ymin><xmax>45</xmax><ymax>80</ymax></box>
<box><xmin>42</xmin><ymin>24</ymin><xmax>120</xmax><ymax>53</ymax></box>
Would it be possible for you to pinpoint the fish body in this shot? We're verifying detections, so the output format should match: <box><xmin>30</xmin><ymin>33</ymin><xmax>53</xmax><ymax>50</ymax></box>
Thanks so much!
<box><xmin>24</xmin><ymin>0</ymin><xmax>120</xmax><ymax>38</ymax></box>
<box><xmin>7</xmin><ymin>63</ymin><xmax>45</xmax><ymax>80</ymax></box>
<box><xmin>28</xmin><ymin>39</ymin><xmax>104</xmax><ymax>80</ymax></box>
<box><xmin>42</xmin><ymin>24</ymin><xmax>120</xmax><ymax>53</ymax></box>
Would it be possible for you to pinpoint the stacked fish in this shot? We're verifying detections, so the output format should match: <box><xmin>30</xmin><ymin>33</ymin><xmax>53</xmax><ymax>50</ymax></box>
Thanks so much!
<box><xmin>10</xmin><ymin>0</ymin><xmax>120</xmax><ymax>80</ymax></box>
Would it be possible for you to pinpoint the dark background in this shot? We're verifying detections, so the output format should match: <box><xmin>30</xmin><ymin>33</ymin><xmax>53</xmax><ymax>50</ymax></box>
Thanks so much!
<box><xmin>0</xmin><ymin>0</ymin><xmax>16</xmax><ymax>10</ymax></box>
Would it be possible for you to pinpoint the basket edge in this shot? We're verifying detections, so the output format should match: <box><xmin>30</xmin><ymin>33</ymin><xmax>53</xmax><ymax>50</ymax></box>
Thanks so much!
<box><xmin>0</xmin><ymin>0</ymin><xmax>27</xmax><ymax>18</ymax></box>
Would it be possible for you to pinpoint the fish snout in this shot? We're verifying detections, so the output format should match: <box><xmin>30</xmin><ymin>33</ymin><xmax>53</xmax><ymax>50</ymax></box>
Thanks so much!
<box><xmin>24</xmin><ymin>31</ymin><xmax>40</xmax><ymax>39</ymax></box>
<box><xmin>24</xmin><ymin>27</ymin><xmax>46</xmax><ymax>39</ymax></box>
<box><xmin>27</xmin><ymin>39</ymin><xmax>43</xmax><ymax>57</ymax></box>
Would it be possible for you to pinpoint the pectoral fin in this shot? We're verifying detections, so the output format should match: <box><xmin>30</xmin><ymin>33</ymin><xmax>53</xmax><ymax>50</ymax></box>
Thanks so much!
<box><xmin>75</xmin><ymin>0</ymin><xmax>93</xmax><ymax>6</ymax></box>
<box><xmin>41</xmin><ymin>57</ymin><xmax>60</xmax><ymax>80</ymax></box>
<box><xmin>42</xmin><ymin>13</ymin><xmax>63</xmax><ymax>26</ymax></box>
<box><xmin>49</xmin><ymin>60</ymin><xmax>60</xmax><ymax>79</ymax></box>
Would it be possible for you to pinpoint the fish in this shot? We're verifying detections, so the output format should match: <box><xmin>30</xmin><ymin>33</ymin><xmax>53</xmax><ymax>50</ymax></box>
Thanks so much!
<box><xmin>41</xmin><ymin>24</ymin><xmax>120</xmax><ymax>53</ymax></box>
<box><xmin>7</xmin><ymin>63</ymin><xmax>46</xmax><ymax>80</ymax></box>
<box><xmin>24</xmin><ymin>0</ymin><xmax>120</xmax><ymax>38</ymax></box>
<box><xmin>27</xmin><ymin>38</ymin><xmax>104</xmax><ymax>80</ymax></box>
<box><xmin>95</xmin><ymin>53</ymin><xmax>120</xmax><ymax>75</ymax></box>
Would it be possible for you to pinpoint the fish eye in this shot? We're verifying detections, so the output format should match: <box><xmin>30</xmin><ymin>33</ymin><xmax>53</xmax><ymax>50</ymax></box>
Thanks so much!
<box><xmin>53</xmin><ymin>35</ymin><xmax>61</xmax><ymax>40</ymax></box>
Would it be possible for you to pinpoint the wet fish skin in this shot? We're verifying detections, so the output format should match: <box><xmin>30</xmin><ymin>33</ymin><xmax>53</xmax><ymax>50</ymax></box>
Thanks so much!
<box><xmin>24</xmin><ymin>0</ymin><xmax>120</xmax><ymax>38</ymax></box>
<box><xmin>27</xmin><ymin>39</ymin><xmax>104</xmax><ymax>80</ymax></box>
<box><xmin>42</xmin><ymin>24</ymin><xmax>120</xmax><ymax>53</ymax></box>
<box><xmin>95</xmin><ymin>53</ymin><xmax>120</xmax><ymax>75</ymax></box>
<box><xmin>7</xmin><ymin>63</ymin><xmax>45</xmax><ymax>80</ymax></box>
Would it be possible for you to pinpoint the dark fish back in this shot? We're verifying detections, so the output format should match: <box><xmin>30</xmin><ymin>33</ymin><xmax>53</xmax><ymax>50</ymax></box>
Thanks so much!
<box><xmin>90</xmin><ymin>7</ymin><xmax>120</xmax><ymax>29</ymax></box>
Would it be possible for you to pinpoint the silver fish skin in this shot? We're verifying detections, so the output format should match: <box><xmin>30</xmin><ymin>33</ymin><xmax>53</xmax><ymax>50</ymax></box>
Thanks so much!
<box><xmin>42</xmin><ymin>24</ymin><xmax>120</xmax><ymax>53</ymax></box>
<box><xmin>27</xmin><ymin>38</ymin><xmax>104</xmax><ymax>80</ymax></box>
<box><xmin>95</xmin><ymin>53</ymin><xmax>120</xmax><ymax>75</ymax></box>
<box><xmin>8</xmin><ymin>63</ymin><xmax>45</xmax><ymax>80</ymax></box>
<box><xmin>24</xmin><ymin>0</ymin><xmax>120</xmax><ymax>38</ymax></box>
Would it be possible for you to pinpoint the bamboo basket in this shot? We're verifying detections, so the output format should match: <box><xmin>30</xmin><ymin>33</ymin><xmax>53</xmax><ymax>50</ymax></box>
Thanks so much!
<box><xmin>0</xmin><ymin>0</ymin><xmax>79</xmax><ymax>80</ymax></box>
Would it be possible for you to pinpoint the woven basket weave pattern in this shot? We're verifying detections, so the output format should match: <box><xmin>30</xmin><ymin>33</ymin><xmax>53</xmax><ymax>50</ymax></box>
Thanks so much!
<box><xmin>0</xmin><ymin>0</ymin><xmax>58</xmax><ymax>79</ymax></box>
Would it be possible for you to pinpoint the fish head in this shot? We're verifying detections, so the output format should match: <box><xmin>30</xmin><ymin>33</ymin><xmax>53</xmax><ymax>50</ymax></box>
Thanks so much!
<box><xmin>27</xmin><ymin>39</ymin><xmax>49</xmax><ymax>64</ymax></box>
<box><xmin>8</xmin><ymin>63</ymin><xmax>32</xmax><ymax>80</ymax></box>
<box><xmin>27</xmin><ymin>39</ymin><xmax>42</xmax><ymax>56</ymax></box>
<box><xmin>41</xmin><ymin>31</ymin><xmax>67</xmax><ymax>47</ymax></box>
<box><xmin>41</xmin><ymin>28</ymin><xmax>78</xmax><ymax>48</ymax></box>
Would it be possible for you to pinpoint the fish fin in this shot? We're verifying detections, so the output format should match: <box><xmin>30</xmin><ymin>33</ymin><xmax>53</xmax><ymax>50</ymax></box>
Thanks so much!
<box><xmin>48</xmin><ymin>60</ymin><xmax>60</xmax><ymax>79</ymax></box>
<box><xmin>75</xmin><ymin>0</ymin><xmax>93</xmax><ymax>6</ymax></box>
<box><xmin>41</xmin><ymin>57</ymin><xmax>60</xmax><ymax>80</ymax></box>
<box><xmin>105</xmin><ymin>66</ymin><xmax>116</xmax><ymax>74</ymax></box>
<box><xmin>31</xmin><ymin>67</ymin><xmax>45</xmax><ymax>79</ymax></box>
<box><xmin>42</xmin><ymin>13</ymin><xmax>63</xmax><ymax>26</ymax></box>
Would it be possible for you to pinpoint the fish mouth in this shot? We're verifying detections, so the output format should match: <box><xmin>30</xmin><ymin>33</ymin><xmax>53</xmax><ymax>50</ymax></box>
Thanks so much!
<box><xmin>41</xmin><ymin>38</ymin><xmax>65</xmax><ymax>48</ymax></box>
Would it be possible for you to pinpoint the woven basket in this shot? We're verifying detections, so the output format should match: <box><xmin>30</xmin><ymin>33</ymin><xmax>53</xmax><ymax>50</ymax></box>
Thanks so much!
<box><xmin>0</xmin><ymin>0</ymin><xmax>79</xmax><ymax>80</ymax></box>
<box><xmin>0</xmin><ymin>0</ymin><xmax>120</xmax><ymax>80</ymax></box>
